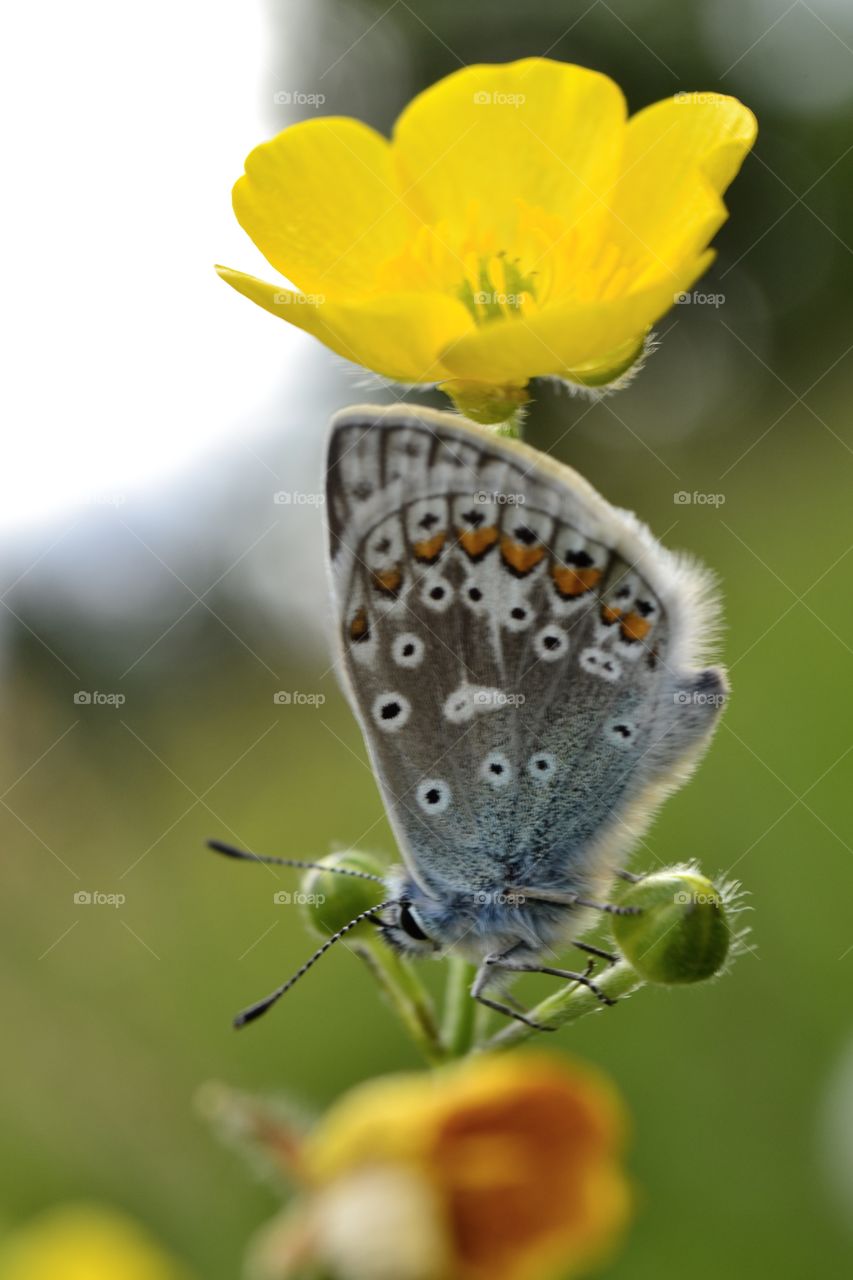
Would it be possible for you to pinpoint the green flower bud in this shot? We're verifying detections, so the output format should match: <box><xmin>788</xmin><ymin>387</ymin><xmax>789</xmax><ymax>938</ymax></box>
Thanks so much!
<box><xmin>612</xmin><ymin>868</ymin><xmax>730</xmax><ymax>984</ymax></box>
<box><xmin>300</xmin><ymin>850</ymin><xmax>388</xmax><ymax>941</ymax></box>
<box><xmin>439</xmin><ymin>379</ymin><xmax>530</xmax><ymax>427</ymax></box>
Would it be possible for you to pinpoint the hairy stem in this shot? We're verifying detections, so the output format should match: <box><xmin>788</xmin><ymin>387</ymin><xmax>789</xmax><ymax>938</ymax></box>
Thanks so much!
<box><xmin>480</xmin><ymin>961</ymin><xmax>645</xmax><ymax>1052</ymax></box>
<box><xmin>357</xmin><ymin>939</ymin><xmax>447</xmax><ymax>1066</ymax></box>
<box><xmin>442</xmin><ymin>957</ymin><xmax>478</xmax><ymax>1058</ymax></box>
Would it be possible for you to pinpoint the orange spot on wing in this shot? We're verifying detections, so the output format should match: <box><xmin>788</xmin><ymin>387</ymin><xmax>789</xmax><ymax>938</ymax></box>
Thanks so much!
<box><xmin>413</xmin><ymin>532</ymin><xmax>446</xmax><ymax>563</ymax></box>
<box><xmin>551</xmin><ymin>565</ymin><xmax>602</xmax><ymax>599</ymax></box>
<box><xmin>500</xmin><ymin>537</ymin><xmax>547</xmax><ymax>576</ymax></box>
<box><xmin>349</xmin><ymin>606</ymin><xmax>370</xmax><ymax>643</ymax></box>
<box><xmin>372</xmin><ymin>566</ymin><xmax>403</xmax><ymax>597</ymax></box>
<box><xmin>457</xmin><ymin>527</ymin><xmax>499</xmax><ymax>560</ymax></box>
<box><xmin>620</xmin><ymin>612</ymin><xmax>652</xmax><ymax>643</ymax></box>
<box><xmin>600</xmin><ymin>605</ymin><xmax>622</xmax><ymax>626</ymax></box>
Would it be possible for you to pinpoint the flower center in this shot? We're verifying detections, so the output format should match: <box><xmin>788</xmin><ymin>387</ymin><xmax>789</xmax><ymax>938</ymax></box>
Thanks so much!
<box><xmin>456</xmin><ymin>252</ymin><xmax>538</xmax><ymax>326</ymax></box>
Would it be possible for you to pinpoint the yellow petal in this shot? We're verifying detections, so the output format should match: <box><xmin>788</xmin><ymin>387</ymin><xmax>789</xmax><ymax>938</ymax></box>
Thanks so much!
<box><xmin>232</xmin><ymin>117</ymin><xmax>409</xmax><ymax>298</ymax></box>
<box><xmin>439</xmin><ymin>253</ymin><xmax>713</xmax><ymax>384</ymax></box>
<box><xmin>606</xmin><ymin>93</ymin><xmax>757</xmax><ymax>277</ymax></box>
<box><xmin>0</xmin><ymin>1204</ymin><xmax>192</xmax><ymax>1280</ymax></box>
<box><xmin>392</xmin><ymin>59</ymin><xmax>626</xmax><ymax>240</ymax></box>
<box><xmin>216</xmin><ymin>266</ymin><xmax>472</xmax><ymax>383</ymax></box>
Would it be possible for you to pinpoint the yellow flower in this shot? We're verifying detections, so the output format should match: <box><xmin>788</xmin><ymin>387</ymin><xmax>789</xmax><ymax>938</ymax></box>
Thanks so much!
<box><xmin>218</xmin><ymin>59</ymin><xmax>756</xmax><ymax>421</ymax></box>
<box><xmin>251</xmin><ymin>1053</ymin><xmax>630</xmax><ymax>1280</ymax></box>
<box><xmin>0</xmin><ymin>1204</ymin><xmax>193</xmax><ymax>1280</ymax></box>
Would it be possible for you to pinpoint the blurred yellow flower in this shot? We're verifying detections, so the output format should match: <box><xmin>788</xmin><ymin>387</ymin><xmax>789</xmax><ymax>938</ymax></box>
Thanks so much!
<box><xmin>218</xmin><ymin>58</ymin><xmax>756</xmax><ymax>420</ymax></box>
<box><xmin>0</xmin><ymin>1204</ymin><xmax>193</xmax><ymax>1280</ymax></box>
<box><xmin>251</xmin><ymin>1052</ymin><xmax>630</xmax><ymax>1280</ymax></box>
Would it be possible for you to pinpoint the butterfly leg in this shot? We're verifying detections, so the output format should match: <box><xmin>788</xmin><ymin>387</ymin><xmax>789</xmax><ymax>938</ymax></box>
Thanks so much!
<box><xmin>572</xmin><ymin>939</ymin><xmax>619</xmax><ymax>966</ymax></box>
<box><xmin>486</xmin><ymin>957</ymin><xmax>617</xmax><ymax>1007</ymax></box>
<box><xmin>471</xmin><ymin>952</ymin><xmax>557</xmax><ymax>1032</ymax></box>
<box><xmin>576</xmin><ymin>897</ymin><xmax>641</xmax><ymax>916</ymax></box>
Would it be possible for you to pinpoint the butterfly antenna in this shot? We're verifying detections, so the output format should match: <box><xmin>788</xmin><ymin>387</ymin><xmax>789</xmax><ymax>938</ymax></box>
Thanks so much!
<box><xmin>207</xmin><ymin>839</ymin><xmax>386</xmax><ymax>884</ymax></box>
<box><xmin>232</xmin><ymin>900</ymin><xmax>398</xmax><ymax>1028</ymax></box>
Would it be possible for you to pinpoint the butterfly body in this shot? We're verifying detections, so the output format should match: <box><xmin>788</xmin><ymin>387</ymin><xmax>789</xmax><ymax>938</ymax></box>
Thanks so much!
<box><xmin>380</xmin><ymin>864</ymin><xmax>595</xmax><ymax>961</ymax></box>
<box><xmin>326</xmin><ymin>405</ymin><xmax>727</xmax><ymax>990</ymax></box>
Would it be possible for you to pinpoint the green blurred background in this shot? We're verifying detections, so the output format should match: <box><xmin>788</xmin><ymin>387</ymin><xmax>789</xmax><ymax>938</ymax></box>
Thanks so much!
<box><xmin>3</xmin><ymin>0</ymin><xmax>853</xmax><ymax>1276</ymax></box>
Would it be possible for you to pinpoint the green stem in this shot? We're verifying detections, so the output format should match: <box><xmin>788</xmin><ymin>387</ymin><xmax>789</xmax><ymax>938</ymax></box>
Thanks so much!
<box><xmin>480</xmin><ymin>961</ymin><xmax>645</xmax><ymax>1052</ymax></box>
<box><xmin>357</xmin><ymin>940</ymin><xmax>447</xmax><ymax>1066</ymax></box>
<box><xmin>442</xmin><ymin>956</ymin><xmax>478</xmax><ymax>1058</ymax></box>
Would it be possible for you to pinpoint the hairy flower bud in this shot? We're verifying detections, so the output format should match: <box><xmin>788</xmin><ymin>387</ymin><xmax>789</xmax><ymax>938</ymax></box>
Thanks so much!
<box><xmin>612</xmin><ymin>867</ymin><xmax>730</xmax><ymax>984</ymax></box>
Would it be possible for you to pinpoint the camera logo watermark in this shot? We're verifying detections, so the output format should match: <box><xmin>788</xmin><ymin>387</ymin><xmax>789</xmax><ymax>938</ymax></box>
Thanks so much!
<box><xmin>473</xmin><ymin>489</ymin><xmax>525</xmax><ymax>506</ymax></box>
<box><xmin>73</xmin><ymin>690</ymin><xmax>126</xmax><ymax>707</ymax></box>
<box><xmin>673</xmin><ymin>91</ymin><xmax>721</xmax><ymax>106</ymax></box>
<box><xmin>473</xmin><ymin>90</ymin><xmax>526</xmax><ymax>107</ymax></box>
<box><xmin>471</xmin><ymin>290</ymin><xmax>526</xmax><ymax>309</ymax></box>
<box><xmin>84</xmin><ymin>491</ymin><xmax>126</xmax><ymax>508</ymax></box>
<box><xmin>673</xmin><ymin>491</ymin><xmax>726</xmax><ymax>507</ymax></box>
<box><xmin>674</xmin><ymin>289</ymin><xmax>725</xmax><ymax>308</ymax></box>
<box><xmin>272</xmin><ymin>291</ymin><xmax>326</xmax><ymax>307</ymax></box>
<box><xmin>273</xmin><ymin>691</ymin><xmax>326</xmax><ymax>706</ymax></box>
<box><xmin>273</xmin><ymin>890</ymin><xmax>326</xmax><ymax>905</ymax></box>
<box><xmin>473</xmin><ymin>890</ymin><xmax>527</xmax><ymax>906</ymax></box>
<box><xmin>473</xmin><ymin>689</ymin><xmax>525</xmax><ymax>709</ymax></box>
<box><xmin>673</xmin><ymin>690</ymin><xmax>727</xmax><ymax>709</ymax></box>
<box><xmin>273</xmin><ymin>90</ymin><xmax>326</xmax><ymax>107</ymax></box>
<box><xmin>73</xmin><ymin>890</ymin><xmax>126</xmax><ymax>907</ymax></box>
<box><xmin>273</xmin><ymin>491</ymin><xmax>325</xmax><ymax>506</ymax></box>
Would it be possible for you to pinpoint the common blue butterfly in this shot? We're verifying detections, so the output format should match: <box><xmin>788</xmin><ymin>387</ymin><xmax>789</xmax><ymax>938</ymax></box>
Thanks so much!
<box><xmin>214</xmin><ymin>404</ymin><xmax>727</xmax><ymax>1029</ymax></box>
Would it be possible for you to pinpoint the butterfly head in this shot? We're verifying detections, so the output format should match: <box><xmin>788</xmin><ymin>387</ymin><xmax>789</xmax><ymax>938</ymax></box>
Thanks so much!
<box><xmin>376</xmin><ymin>870</ymin><xmax>576</xmax><ymax>960</ymax></box>
<box><xmin>378</xmin><ymin>873</ymin><xmax>446</xmax><ymax>955</ymax></box>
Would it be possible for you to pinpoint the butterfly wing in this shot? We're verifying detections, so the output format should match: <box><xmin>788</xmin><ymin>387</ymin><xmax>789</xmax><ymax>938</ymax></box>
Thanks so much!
<box><xmin>326</xmin><ymin>405</ymin><xmax>726</xmax><ymax>901</ymax></box>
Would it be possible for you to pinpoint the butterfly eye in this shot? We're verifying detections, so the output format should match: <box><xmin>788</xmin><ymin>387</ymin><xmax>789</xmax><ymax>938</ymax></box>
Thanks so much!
<box><xmin>398</xmin><ymin>901</ymin><xmax>431</xmax><ymax>942</ymax></box>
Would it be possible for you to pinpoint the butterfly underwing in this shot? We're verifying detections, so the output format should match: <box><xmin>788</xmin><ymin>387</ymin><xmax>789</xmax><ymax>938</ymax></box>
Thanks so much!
<box><xmin>322</xmin><ymin>403</ymin><xmax>727</xmax><ymax>1022</ymax></box>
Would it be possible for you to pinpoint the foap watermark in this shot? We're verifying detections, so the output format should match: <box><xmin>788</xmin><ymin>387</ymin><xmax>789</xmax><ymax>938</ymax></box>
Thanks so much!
<box><xmin>673</xmin><ymin>689</ymin><xmax>727</xmax><ymax>709</ymax></box>
<box><xmin>474</xmin><ymin>689</ymin><xmax>525</xmax><ymax>710</ymax></box>
<box><xmin>273</xmin><ymin>491</ymin><xmax>325</xmax><ymax>506</ymax></box>
<box><xmin>675</xmin><ymin>289</ymin><xmax>725</xmax><ymax>308</ymax></box>
<box><xmin>83</xmin><ymin>490</ymin><xmax>127</xmax><ymax>508</ymax></box>
<box><xmin>73</xmin><ymin>690</ymin><xmax>126</xmax><ymax>707</ymax></box>
<box><xmin>273</xmin><ymin>691</ymin><xmax>326</xmax><ymax>707</ymax></box>
<box><xmin>472</xmin><ymin>89</ymin><xmax>526</xmax><ymax>107</ymax></box>
<box><xmin>674</xmin><ymin>889</ymin><xmax>719</xmax><ymax>905</ymax></box>
<box><xmin>472</xmin><ymin>289</ymin><xmax>526</xmax><ymax>309</ymax></box>
<box><xmin>73</xmin><ymin>890</ymin><xmax>126</xmax><ymax>907</ymax></box>
<box><xmin>272</xmin><ymin>291</ymin><xmax>326</xmax><ymax>306</ymax></box>
<box><xmin>673</xmin><ymin>491</ymin><xmax>726</xmax><ymax>507</ymax></box>
<box><xmin>273</xmin><ymin>90</ymin><xmax>326</xmax><ymax>108</ymax></box>
<box><xmin>473</xmin><ymin>489</ymin><xmax>525</xmax><ymax>506</ymax></box>
<box><xmin>472</xmin><ymin>890</ymin><xmax>527</xmax><ymax>906</ymax></box>
<box><xmin>673</xmin><ymin>91</ymin><xmax>721</xmax><ymax>106</ymax></box>
<box><xmin>273</xmin><ymin>890</ymin><xmax>326</xmax><ymax>905</ymax></box>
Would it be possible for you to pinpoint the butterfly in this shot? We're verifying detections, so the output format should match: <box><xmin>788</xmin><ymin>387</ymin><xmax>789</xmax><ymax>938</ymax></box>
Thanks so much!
<box><xmin>213</xmin><ymin>403</ymin><xmax>727</xmax><ymax>1029</ymax></box>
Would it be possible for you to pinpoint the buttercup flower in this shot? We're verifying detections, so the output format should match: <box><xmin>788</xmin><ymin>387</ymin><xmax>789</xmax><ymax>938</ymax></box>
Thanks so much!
<box><xmin>249</xmin><ymin>1052</ymin><xmax>630</xmax><ymax>1280</ymax></box>
<box><xmin>0</xmin><ymin>1204</ymin><xmax>193</xmax><ymax>1280</ymax></box>
<box><xmin>218</xmin><ymin>59</ymin><xmax>756</xmax><ymax>421</ymax></box>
